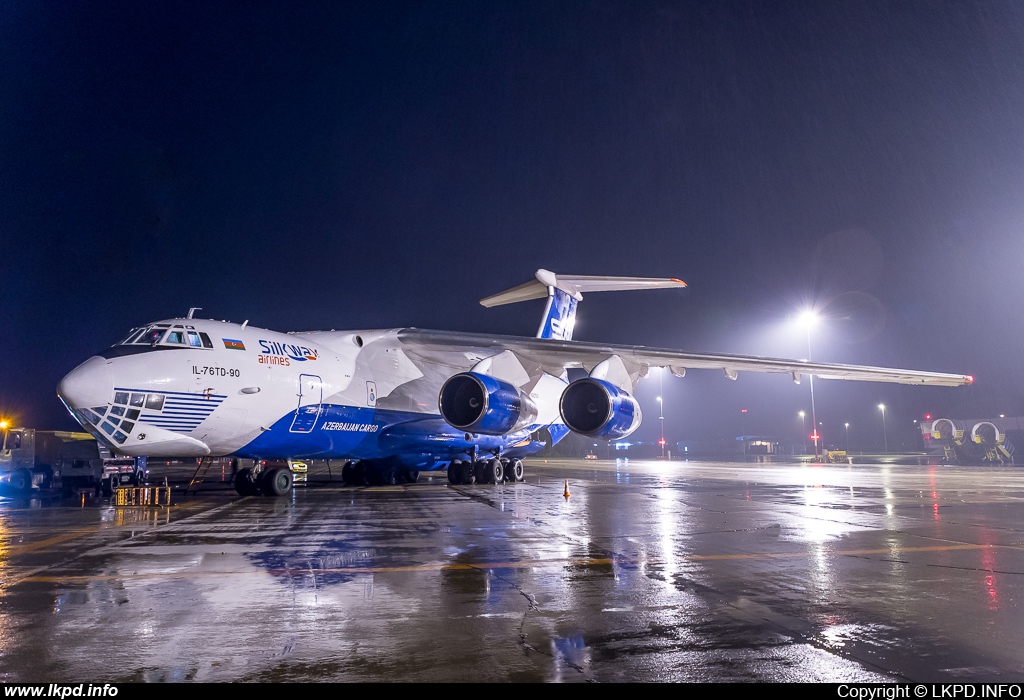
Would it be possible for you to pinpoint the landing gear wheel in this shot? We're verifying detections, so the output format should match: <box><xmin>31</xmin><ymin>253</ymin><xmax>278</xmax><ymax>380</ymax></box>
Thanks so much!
<box><xmin>447</xmin><ymin>461</ymin><xmax>461</xmax><ymax>485</ymax></box>
<box><xmin>486</xmin><ymin>458</ymin><xmax>504</xmax><ymax>484</ymax></box>
<box><xmin>233</xmin><ymin>467</ymin><xmax>260</xmax><ymax>496</ymax></box>
<box><xmin>341</xmin><ymin>461</ymin><xmax>360</xmax><ymax>486</ymax></box>
<box><xmin>260</xmin><ymin>466</ymin><xmax>293</xmax><ymax>497</ymax></box>
<box><xmin>401</xmin><ymin>469</ymin><xmax>419</xmax><ymax>483</ymax></box>
<box><xmin>9</xmin><ymin>468</ymin><xmax>31</xmax><ymax>494</ymax></box>
<box><xmin>506</xmin><ymin>458</ymin><xmax>525</xmax><ymax>482</ymax></box>
<box><xmin>459</xmin><ymin>461</ymin><xmax>475</xmax><ymax>485</ymax></box>
<box><xmin>377</xmin><ymin>467</ymin><xmax>399</xmax><ymax>486</ymax></box>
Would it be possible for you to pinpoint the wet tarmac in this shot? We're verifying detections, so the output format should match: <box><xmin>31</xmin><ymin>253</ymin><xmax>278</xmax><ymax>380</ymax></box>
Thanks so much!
<box><xmin>1</xmin><ymin>457</ymin><xmax>1023</xmax><ymax>682</ymax></box>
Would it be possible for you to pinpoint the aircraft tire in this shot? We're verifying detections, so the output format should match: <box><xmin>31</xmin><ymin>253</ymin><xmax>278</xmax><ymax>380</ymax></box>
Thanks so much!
<box><xmin>233</xmin><ymin>468</ymin><xmax>260</xmax><ymax>496</ymax></box>
<box><xmin>261</xmin><ymin>466</ymin><xmax>293</xmax><ymax>497</ymax></box>
<box><xmin>378</xmin><ymin>467</ymin><xmax>399</xmax><ymax>486</ymax></box>
<box><xmin>459</xmin><ymin>461</ymin><xmax>475</xmax><ymax>485</ymax></box>
<box><xmin>402</xmin><ymin>469</ymin><xmax>419</xmax><ymax>483</ymax></box>
<box><xmin>507</xmin><ymin>459</ymin><xmax>525</xmax><ymax>482</ymax></box>
<box><xmin>447</xmin><ymin>461</ymin><xmax>460</xmax><ymax>485</ymax></box>
<box><xmin>9</xmin><ymin>468</ymin><xmax>31</xmax><ymax>494</ymax></box>
<box><xmin>341</xmin><ymin>461</ymin><xmax>357</xmax><ymax>486</ymax></box>
<box><xmin>486</xmin><ymin>458</ymin><xmax>504</xmax><ymax>484</ymax></box>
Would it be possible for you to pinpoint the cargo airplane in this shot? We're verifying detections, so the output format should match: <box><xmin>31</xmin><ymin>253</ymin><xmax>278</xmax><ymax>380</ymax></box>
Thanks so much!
<box><xmin>57</xmin><ymin>270</ymin><xmax>972</xmax><ymax>496</ymax></box>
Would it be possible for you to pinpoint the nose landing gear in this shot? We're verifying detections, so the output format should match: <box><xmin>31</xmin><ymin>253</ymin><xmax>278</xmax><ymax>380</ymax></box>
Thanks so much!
<box><xmin>232</xmin><ymin>464</ymin><xmax>293</xmax><ymax>497</ymax></box>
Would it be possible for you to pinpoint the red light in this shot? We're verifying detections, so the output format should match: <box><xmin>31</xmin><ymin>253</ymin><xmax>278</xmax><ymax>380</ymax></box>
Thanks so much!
<box><xmin>740</xmin><ymin>409</ymin><xmax>748</xmax><ymax>413</ymax></box>
<box><xmin>810</xmin><ymin>433</ymin><xmax>820</xmax><ymax>443</ymax></box>
<box><xmin>966</xmin><ymin>375</ymin><xmax>974</xmax><ymax>384</ymax></box>
<box><xmin>925</xmin><ymin>414</ymin><xmax>932</xmax><ymax>421</ymax></box>
<box><xmin>658</xmin><ymin>438</ymin><xmax>666</xmax><ymax>446</ymax></box>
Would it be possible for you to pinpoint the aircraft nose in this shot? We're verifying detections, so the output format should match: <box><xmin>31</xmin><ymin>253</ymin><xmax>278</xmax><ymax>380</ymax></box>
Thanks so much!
<box><xmin>58</xmin><ymin>356</ymin><xmax>113</xmax><ymax>410</ymax></box>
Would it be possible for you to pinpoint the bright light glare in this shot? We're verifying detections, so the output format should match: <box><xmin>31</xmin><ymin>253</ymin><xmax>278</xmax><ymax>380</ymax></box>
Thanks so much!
<box><xmin>878</xmin><ymin>404</ymin><xmax>885</xmax><ymax>411</ymax></box>
<box><xmin>797</xmin><ymin>309</ymin><xmax>821</xmax><ymax>327</ymax></box>
<box><xmin>798</xmin><ymin>411</ymin><xmax>805</xmax><ymax>418</ymax></box>
<box><xmin>656</xmin><ymin>396</ymin><xmax>662</xmax><ymax>402</ymax></box>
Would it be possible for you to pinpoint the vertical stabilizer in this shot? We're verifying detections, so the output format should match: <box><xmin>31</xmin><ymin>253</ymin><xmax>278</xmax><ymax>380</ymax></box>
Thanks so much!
<box><xmin>537</xmin><ymin>288</ymin><xmax>578</xmax><ymax>340</ymax></box>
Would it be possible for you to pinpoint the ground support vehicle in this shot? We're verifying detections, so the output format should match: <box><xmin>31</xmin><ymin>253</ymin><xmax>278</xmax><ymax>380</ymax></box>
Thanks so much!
<box><xmin>0</xmin><ymin>427</ymin><xmax>145</xmax><ymax>495</ymax></box>
<box><xmin>100</xmin><ymin>456</ymin><xmax>149</xmax><ymax>495</ymax></box>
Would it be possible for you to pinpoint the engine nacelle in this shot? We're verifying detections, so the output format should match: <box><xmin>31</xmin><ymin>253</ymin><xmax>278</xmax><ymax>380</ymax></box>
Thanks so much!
<box><xmin>559</xmin><ymin>378</ymin><xmax>642</xmax><ymax>439</ymax></box>
<box><xmin>438</xmin><ymin>372</ymin><xmax>538</xmax><ymax>435</ymax></box>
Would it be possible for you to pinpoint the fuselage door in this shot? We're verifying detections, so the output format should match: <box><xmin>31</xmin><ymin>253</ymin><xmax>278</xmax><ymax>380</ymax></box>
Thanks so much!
<box><xmin>290</xmin><ymin>374</ymin><xmax>323</xmax><ymax>433</ymax></box>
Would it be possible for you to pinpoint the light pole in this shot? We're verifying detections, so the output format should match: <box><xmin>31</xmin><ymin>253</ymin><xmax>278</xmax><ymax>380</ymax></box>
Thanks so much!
<box><xmin>878</xmin><ymin>404</ymin><xmax>888</xmax><ymax>453</ymax></box>
<box><xmin>657</xmin><ymin>396</ymin><xmax>665</xmax><ymax>458</ymax></box>
<box><xmin>799</xmin><ymin>310</ymin><xmax>821</xmax><ymax>460</ymax></box>
<box><xmin>845</xmin><ymin>422</ymin><xmax>850</xmax><ymax>452</ymax></box>
<box><xmin>657</xmin><ymin>367</ymin><xmax>666</xmax><ymax>458</ymax></box>
<box><xmin>798</xmin><ymin>411</ymin><xmax>806</xmax><ymax>454</ymax></box>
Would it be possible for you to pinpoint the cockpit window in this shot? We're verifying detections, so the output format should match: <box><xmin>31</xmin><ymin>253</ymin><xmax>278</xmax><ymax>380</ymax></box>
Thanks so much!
<box><xmin>120</xmin><ymin>328</ymin><xmax>143</xmax><ymax>344</ymax></box>
<box><xmin>158</xmin><ymin>324</ymin><xmax>212</xmax><ymax>349</ymax></box>
<box><xmin>112</xmin><ymin>322</ymin><xmax>213</xmax><ymax>353</ymax></box>
<box><xmin>135</xmin><ymin>327</ymin><xmax>167</xmax><ymax>345</ymax></box>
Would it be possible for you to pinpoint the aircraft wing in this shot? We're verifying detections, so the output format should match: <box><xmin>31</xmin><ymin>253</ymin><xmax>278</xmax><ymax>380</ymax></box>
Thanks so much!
<box><xmin>398</xmin><ymin>329</ymin><xmax>972</xmax><ymax>388</ymax></box>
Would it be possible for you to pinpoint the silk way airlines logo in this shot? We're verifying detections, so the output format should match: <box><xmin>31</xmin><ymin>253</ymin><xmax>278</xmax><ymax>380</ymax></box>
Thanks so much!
<box><xmin>258</xmin><ymin>339</ymin><xmax>319</xmax><ymax>362</ymax></box>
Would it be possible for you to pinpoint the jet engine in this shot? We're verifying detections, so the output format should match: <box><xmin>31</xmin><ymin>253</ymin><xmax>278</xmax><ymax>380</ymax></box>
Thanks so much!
<box><xmin>438</xmin><ymin>372</ymin><xmax>538</xmax><ymax>435</ymax></box>
<box><xmin>559</xmin><ymin>378</ymin><xmax>642</xmax><ymax>439</ymax></box>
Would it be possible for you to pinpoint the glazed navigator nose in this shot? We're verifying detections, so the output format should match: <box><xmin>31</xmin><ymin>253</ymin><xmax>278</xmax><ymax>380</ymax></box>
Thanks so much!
<box><xmin>58</xmin><ymin>356</ymin><xmax>113</xmax><ymax>410</ymax></box>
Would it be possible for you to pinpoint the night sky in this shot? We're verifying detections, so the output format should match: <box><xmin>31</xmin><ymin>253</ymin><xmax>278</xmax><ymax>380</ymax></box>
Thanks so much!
<box><xmin>3</xmin><ymin>1</ymin><xmax>1023</xmax><ymax>451</ymax></box>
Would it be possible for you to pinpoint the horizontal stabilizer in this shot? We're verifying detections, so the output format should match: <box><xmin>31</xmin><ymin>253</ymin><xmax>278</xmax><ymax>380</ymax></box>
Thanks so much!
<box><xmin>480</xmin><ymin>269</ymin><xmax>686</xmax><ymax>307</ymax></box>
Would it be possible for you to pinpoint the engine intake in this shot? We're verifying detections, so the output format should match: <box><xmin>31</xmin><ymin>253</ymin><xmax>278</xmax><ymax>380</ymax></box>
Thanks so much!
<box><xmin>559</xmin><ymin>378</ymin><xmax>641</xmax><ymax>439</ymax></box>
<box><xmin>439</xmin><ymin>372</ymin><xmax>538</xmax><ymax>435</ymax></box>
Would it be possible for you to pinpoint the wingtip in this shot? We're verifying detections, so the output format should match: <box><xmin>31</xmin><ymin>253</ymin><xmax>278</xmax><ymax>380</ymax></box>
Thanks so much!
<box><xmin>671</xmin><ymin>278</ymin><xmax>688</xmax><ymax>287</ymax></box>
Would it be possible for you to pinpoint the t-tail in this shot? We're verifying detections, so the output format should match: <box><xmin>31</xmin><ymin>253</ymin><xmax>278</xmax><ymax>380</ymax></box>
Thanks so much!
<box><xmin>479</xmin><ymin>269</ymin><xmax>687</xmax><ymax>340</ymax></box>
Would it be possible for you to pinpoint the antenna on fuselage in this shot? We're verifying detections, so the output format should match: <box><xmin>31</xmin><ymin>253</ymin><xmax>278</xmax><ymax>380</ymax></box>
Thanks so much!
<box><xmin>187</xmin><ymin>307</ymin><xmax>201</xmax><ymax>319</ymax></box>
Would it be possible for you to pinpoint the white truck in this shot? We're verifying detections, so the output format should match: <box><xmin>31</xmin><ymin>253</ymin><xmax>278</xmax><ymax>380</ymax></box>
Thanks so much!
<box><xmin>0</xmin><ymin>427</ymin><xmax>147</xmax><ymax>495</ymax></box>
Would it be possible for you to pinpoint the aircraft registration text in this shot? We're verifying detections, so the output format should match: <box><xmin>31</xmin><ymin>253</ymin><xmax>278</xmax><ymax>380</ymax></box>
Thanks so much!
<box><xmin>192</xmin><ymin>366</ymin><xmax>240</xmax><ymax>377</ymax></box>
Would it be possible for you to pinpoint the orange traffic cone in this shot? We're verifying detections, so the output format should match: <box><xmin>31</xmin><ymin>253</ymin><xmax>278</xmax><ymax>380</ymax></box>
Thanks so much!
<box><xmin>563</xmin><ymin>480</ymin><xmax>571</xmax><ymax>499</ymax></box>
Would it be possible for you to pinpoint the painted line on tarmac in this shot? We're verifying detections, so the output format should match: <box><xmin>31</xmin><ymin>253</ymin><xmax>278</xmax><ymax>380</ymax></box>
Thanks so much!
<box><xmin>13</xmin><ymin>541</ymin><xmax>1013</xmax><ymax>583</ymax></box>
<box><xmin>1</xmin><ymin>501</ymin><xmax>214</xmax><ymax>558</ymax></box>
<box><xmin>2</xmin><ymin>529</ymin><xmax>105</xmax><ymax>557</ymax></box>
<box><xmin>0</xmin><ymin>500</ymin><xmax>236</xmax><ymax>587</ymax></box>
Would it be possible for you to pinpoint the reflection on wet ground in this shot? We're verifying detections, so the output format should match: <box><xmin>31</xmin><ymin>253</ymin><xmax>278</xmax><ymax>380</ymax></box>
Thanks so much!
<box><xmin>1</xmin><ymin>458</ymin><xmax>1023</xmax><ymax>682</ymax></box>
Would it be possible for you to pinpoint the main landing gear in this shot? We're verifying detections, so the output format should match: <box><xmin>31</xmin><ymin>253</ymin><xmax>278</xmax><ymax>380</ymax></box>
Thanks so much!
<box><xmin>447</xmin><ymin>458</ymin><xmax>525</xmax><ymax>485</ymax></box>
<box><xmin>340</xmin><ymin>461</ymin><xmax>419</xmax><ymax>487</ymax></box>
